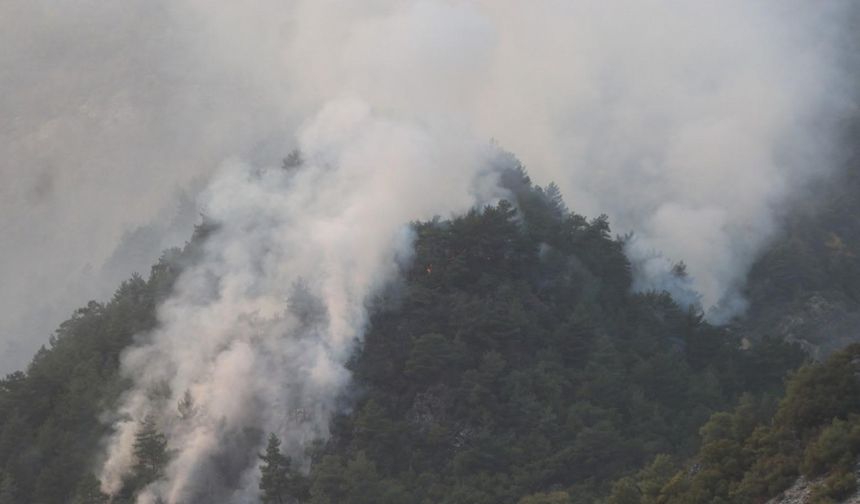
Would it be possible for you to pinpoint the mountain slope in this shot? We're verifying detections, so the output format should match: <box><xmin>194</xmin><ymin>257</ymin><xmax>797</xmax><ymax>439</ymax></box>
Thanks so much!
<box><xmin>0</xmin><ymin>163</ymin><xmax>809</xmax><ymax>503</ymax></box>
<box><xmin>607</xmin><ymin>344</ymin><xmax>860</xmax><ymax>504</ymax></box>
<box><xmin>295</xmin><ymin>165</ymin><xmax>805</xmax><ymax>504</ymax></box>
<box><xmin>742</xmin><ymin>125</ymin><xmax>860</xmax><ymax>358</ymax></box>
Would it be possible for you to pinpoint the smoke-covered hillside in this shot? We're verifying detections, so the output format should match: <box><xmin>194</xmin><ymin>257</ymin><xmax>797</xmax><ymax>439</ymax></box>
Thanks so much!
<box><xmin>0</xmin><ymin>0</ymin><xmax>852</xmax><ymax>373</ymax></box>
<box><xmin>3</xmin><ymin>2</ymin><xmax>860</xmax><ymax>504</ymax></box>
<box><xmin>0</xmin><ymin>164</ymin><xmax>811</xmax><ymax>503</ymax></box>
<box><xmin>740</xmin><ymin>123</ymin><xmax>860</xmax><ymax>358</ymax></box>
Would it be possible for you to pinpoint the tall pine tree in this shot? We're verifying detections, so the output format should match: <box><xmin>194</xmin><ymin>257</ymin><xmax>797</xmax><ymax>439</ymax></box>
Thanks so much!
<box><xmin>260</xmin><ymin>433</ymin><xmax>291</xmax><ymax>504</ymax></box>
<box><xmin>132</xmin><ymin>416</ymin><xmax>169</xmax><ymax>487</ymax></box>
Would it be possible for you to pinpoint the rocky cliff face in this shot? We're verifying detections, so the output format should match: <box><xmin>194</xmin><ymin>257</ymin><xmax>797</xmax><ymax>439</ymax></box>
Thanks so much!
<box><xmin>767</xmin><ymin>468</ymin><xmax>860</xmax><ymax>504</ymax></box>
<box><xmin>749</xmin><ymin>293</ymin><xmax>860</xmax><ymax>360</ymax></box>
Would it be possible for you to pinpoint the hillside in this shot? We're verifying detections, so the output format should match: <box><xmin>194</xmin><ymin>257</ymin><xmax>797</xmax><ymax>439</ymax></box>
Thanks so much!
<box><xmin>0</xmin><ymin>161</ymin><xmax>811</xmax><ymax>503</ymax></box>
<box><xmin>606</xmin><ymin>344</ymin><xmax>860</xmax><ymax>504</ymax></box>
<box><xmin>2</xmin><ymin>1</ymin><xmax>857</xmax><ymax>503</ymax></box>
<box><xmin>294</xmin><ymin>165</ymin><xmax>808</xmax><ymax>504</ymax></box>
<box><xmin>742</xmin><ymin>122</ymin><xmax>860</xmax><ymax>358</ymax></box>
<box><xmin>604</xmin><ymin>131</ymin><xmax>860</xmax><ymax>504</ymax></box>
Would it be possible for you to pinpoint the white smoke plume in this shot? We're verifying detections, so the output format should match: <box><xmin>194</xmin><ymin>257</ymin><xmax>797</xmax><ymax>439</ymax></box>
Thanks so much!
<box><xmin>0</xmin><ymin>0</ymin><xmax>297</xmax><ymax>373</ymax></box>
<box><xmin>464</xmin><ymin>2</ymin><xmax>851</xmax><ymax>322</ymax></box>
<box><xmin>98</xmin><ymin>101</ymin><xmax>497</xmax><ymax>501</ymax></box>
<box><xmin>0</xmin><ymin>0</ymin><xmax>851</xmax><ymax>500</ymax></box>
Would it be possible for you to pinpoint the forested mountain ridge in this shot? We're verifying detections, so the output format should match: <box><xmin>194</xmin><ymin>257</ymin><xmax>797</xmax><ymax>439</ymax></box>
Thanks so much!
<box><xmin>0</xmin><ymin>159</ymin><xmax>839</xmax><ymax>503</ymax></box>
<box><xmin>302</xmin><ymin>165</ymin><xmax>804</xmax><ymax>504</ymax></box>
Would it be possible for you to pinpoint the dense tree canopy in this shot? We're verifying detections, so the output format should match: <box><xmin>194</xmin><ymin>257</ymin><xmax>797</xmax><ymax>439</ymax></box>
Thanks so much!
<box><xmin>298</xmin><ymin>163</ymin><xmax>806</xmax><ymax>503</ymax></box>
<box><xmin>0</xmin><ymin>160</ymin><xmax>830</xmax><ymax>503</ymax></box>
<box><xmin>606</xmin><ymin>344</ymin><xmax>860</xmax><ymax>504</ymax></box>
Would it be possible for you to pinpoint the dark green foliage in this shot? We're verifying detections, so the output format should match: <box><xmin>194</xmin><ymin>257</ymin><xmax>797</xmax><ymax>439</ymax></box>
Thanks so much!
<box><xmin>775</xmin><ymin>348</ymin><xmax>860</xmax><ymax>433</ymax></box>
<box><xmin>809</xmin><ymin>469</ymin><xmax>857</xmax><ymax>504</ymax></box>
<box><xmin>260</xmin><ymin>434</ymin><xmax>289</xmax><ymax>504</ymax></box>
<box><xmin>72</xmin><ymin>473</ymin><xmax>109</xmax><ymax>504</ymax></box>
<box><xmin>608</xmin><ymin>344</ymin><xmax>860</xmax><ymax>504</ymax></box>
<box><xmin>801</xmin><ymin>417</ymin><xmax>860</xmax><ymax>477</ymax></box>
<box><xmin>0</xmin><ymin>230</ymin><xmax>199</xmax><ymax>503</ymax></box>
<box><xmin>517</xmin><ymin>490</ymin><xmax>573</xmax><ymax>504</ymax></box>
<box><xmin>308</xmin><ymin>455</ymin><xmax>348</xmax><ymax>504</ymax></box>
<box><xmin>405</xmin><ymin>333</ymin><xmax>465</xmax><ymax>384</ymax></box>
<box><xmin>259</xmin><ymin>433</ymin><xmax>309</xmax><ymax>504</ymax></box>
<box><xmin>303</xmin><ymin>164</ymin><xmax>806</xmax><ymax>503</ymax></box>
<box><xmin>0</xmin><ymin>163</ymin><xmax>812</xmax><ymax>503</ymax></box>
<box><xmin>607</xmin><ymin>454</ymin><xmax>677</xmax><ymax>504</ymax></box>
<box><xmin>132</xmin><ymin>416</ymin><xmax>169</xmax><ymax>487</ymax></box>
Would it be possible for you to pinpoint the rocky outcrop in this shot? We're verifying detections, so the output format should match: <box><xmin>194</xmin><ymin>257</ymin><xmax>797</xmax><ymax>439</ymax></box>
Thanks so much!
<box><xmin>766</xmin><ymin>461</ymin><xmax>860</xmax><ymax>503</ymax></box>
<box><xmin>744</xmin><ymin>292</ymin><xmax>860</xmax><ymax>360</ymax></box>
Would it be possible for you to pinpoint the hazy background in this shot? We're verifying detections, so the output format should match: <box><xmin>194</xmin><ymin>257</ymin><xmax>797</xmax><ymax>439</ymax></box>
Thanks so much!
<box><xmin>0</xmin><ymin>1</ymin><xmax>853</xmax><ymax>376</ymax></box>
<box><xmin>0</xmin><ymin>1</ymin><xmax>296</xmax><ymax>372</ymax></box>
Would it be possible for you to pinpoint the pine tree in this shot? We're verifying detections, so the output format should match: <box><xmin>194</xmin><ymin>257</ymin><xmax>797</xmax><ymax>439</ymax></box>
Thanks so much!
<box><xmin>544</xmin><ymin>182</ymin><xmax>568</xmax><ymax>216</ymax></box>
<box><xmin>282</xmin><ymin>149</ymin><xmax>304</xmax><ymax>170</ymax></box>
<box><xmin>73</xmin><ymin>473</ymin><xmax>109</xmax><ymax>504</ymax></box>
<box><xmin>260</xmin><ymin>433</ymin><xmax>290</xmax><ymax>504</ymax></box>
<box><xmin>177</xmin><ymin>389</ymin><xmax>195</xmax><ymax>420</ymax></box>
<box><xmin>132</xmin><ymin>415</ymin><xmax>169</xmax><ymax>486</ymax></box>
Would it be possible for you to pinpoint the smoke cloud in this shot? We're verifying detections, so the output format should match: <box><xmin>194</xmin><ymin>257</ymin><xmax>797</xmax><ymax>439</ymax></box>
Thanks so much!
<box><xmin>0</xmin><ymin>1</ymin><xmax>295</xmax><ymax>373</ymax></box>
<box><xmin>99</xmin><ymin>99</ymin><xmax>496</xmax><ymax>501</ymax></box>
<box><xmin>0</xmin><ymin>0</ymin><xmax>852</xmax><ymax>500</ymax></box>
<box><xmin>465</xmin><ymin>2</ymin><xmax>850</xmax><ymax>321</ymax></box>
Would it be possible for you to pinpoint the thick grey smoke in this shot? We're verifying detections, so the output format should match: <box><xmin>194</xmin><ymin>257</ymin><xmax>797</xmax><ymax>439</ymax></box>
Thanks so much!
<box><xmin>464</xmin><ymin>2</ymin><xmax>849</xmax><ymax>321</ymax></box>
<box><xmin>0</xmin><ymin>1</ymin><xmax>294</xmax><ymax>372</ymax></box>
<box><xmin>0</xmin><ymin>0</ymin><xmax>850</xmax><ymax>501</ymax></box>
<box><xmin>99</xmin><ymin>100</ymin><xmax>496</xmax><ymax>501</ymax></box>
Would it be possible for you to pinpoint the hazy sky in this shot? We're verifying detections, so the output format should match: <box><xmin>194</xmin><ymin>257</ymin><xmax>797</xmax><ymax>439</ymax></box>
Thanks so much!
<box><xmin>0</xmin><ymin>1</ymin><xmax>298</xmax><ymax>372</ymax></box>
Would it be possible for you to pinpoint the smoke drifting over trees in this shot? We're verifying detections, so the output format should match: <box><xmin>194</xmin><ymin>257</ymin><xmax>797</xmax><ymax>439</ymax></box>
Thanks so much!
<box><xmin>99</xmin><ymin>101</ymin><xmax>499</xmax><ymax>501</ymax></box>
<box><xmin>0</xmin><ymin>1</ymin><xmax>854</xmax><ymax>501</ymax></box>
